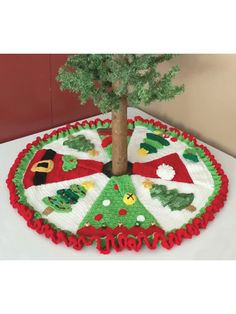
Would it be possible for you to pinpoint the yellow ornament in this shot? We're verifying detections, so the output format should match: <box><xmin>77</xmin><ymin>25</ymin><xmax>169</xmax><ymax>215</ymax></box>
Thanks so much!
<box><xmin>143</xmin><ymin>179</ymin><xmax>154</xmax><ymax>189</ymax></box>
<box><xmin>81</xmin><ymin>181</ymin><xmax>94</xmax><ymax>190</ymax></box>
<box><xmin>153</xmin><ymin>130</ymin><xmax>162</xmax><ymax>135</ymax></box>
<box><xmin>88</xmin><ymin>149</ymin><xmax>99</xmax><ymax>157</ymax></box>
<box><xmin>123</xmin><ymin>192</ymin><xmax>137</xmax><ymax>205</ymax></box>
<box><xmin>138</xmin><ymin>148</ymin><xmax>148</xmax><ymax>156</ymax></box>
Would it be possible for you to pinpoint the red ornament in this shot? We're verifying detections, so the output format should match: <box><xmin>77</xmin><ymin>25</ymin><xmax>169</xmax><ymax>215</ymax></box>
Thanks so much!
<box><xmin>170</xmin><ymin>137</ymin><xmax>177</xmax><ymax>142</ymax></box>
<box><xmin>119</xmin><ymin>209</ymin><xmax>127</xmax><ymax>216</ymax></box>
<box><xmin>95</xmin><ymin>214</ymin><xmax>103</xmax><ymax>221</ymax></box>
<box><xmin>114</xmin><ymin>184</ymin><xmax>119</xmax><ymax>190</ymax></box>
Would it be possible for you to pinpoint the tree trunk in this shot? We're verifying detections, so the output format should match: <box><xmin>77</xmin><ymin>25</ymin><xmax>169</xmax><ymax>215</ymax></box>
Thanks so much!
<box><xmin>112</xmin><ymin>97</ymin><xmax>128</xmax><ymax>176</ymax></box>
<box><xmin>42</xmin><ymin>207</ymin><xmax>53</xmax><ymax>216</ymax></box>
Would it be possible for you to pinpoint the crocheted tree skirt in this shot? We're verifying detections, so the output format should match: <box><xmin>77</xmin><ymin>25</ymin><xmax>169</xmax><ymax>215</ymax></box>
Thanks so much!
<box><xmin>7</xmin><ymin>116</ymin><xmax>228</xmax><ymax>254</ymax></box>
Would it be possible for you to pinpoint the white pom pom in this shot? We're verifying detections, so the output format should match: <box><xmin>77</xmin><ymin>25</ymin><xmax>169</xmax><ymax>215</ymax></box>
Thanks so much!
<box><xmin>156</xmin><ymin>163</ymin><xmax>175</xmax><ymax>180</ymax></box>
<box><xmin>102</xmin><ymin>199</ymin><xmax>111</xmax><ymax>206</ymax></box>
<box><xmin>137</xmin><ymin>215</ymin><xmax>145</xmax><ymax>222</ymax></box>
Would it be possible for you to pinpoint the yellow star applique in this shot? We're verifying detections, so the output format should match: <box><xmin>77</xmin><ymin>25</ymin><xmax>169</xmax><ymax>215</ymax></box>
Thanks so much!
<box><xmin>153</xmin><ymin>130</ymin><xmax>162</xmax><ymax>135</ymax></box>
<box><xmin>81</xmin><ymin>181</ymin><xmax>94</xmax><ymax>190</ymax></box>
<box><xmin>88</xmin><ymin>149</ymin><xmax>99</xmax><ymax>157</ymax></box>
<box><xmin>138</xmin><ymin>148</ymin><xmax>149</xmax><ymax>156</ymax></box>
<box><xmin>143</xmin><ymin>179</ymin><xmax>154</xmax><ymax>189</ymax></box>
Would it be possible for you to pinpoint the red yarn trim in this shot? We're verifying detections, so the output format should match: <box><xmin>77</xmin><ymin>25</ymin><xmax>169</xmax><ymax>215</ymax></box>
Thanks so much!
<box><xmin>6</xmin><ymin>116</ymin><xmax>229</xmax><ymax>254</ymax></box>
<box><xmin>101</xmin><ymin>136</ymin><xmax>112</xmax><ymax>148</ymax></box>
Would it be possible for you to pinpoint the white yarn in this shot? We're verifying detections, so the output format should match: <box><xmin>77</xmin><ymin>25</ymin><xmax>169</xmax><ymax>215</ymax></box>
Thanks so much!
<box><xmin>137</xmin><ymin>215</ymin><xmax>145</xmax><ymax>222</ymax></box>
<box><xmin>156</xmin><ymin>163</ymin><xmax>175</xmax><ymax>180</ymax></box>
<box><xmin>102</xmin><ymin>199</ymin><xmax>111</xmax><ymax>206</ymax></box>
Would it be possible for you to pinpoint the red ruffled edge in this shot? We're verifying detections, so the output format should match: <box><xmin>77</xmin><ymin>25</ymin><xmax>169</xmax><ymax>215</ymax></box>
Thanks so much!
<box><xmin>6</xmin><ymin>116</ymin><xmax>229</xmax><ymax>254</ymax></box>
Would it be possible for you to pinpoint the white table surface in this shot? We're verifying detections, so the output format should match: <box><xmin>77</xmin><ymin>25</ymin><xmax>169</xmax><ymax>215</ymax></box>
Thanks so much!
<box><xmin>1</xmin><ymin>108</ymin><xmax>235</xmax><ymax>260</ymax></box>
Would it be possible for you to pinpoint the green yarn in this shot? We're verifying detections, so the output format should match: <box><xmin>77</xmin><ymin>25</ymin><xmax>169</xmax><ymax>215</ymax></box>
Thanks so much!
<box><xmin>144</xmin><ymin>137</ymin><xmax>163</xmax><ymax>149</ymax></box>
<box><xmin>63</xmin><ymin>134</ymin><xmax>94</xmax><ymax>152</ymax></box>
<box><xmin>57</xmin><ymin>189</ymin><xmax>79</xmax><ymax>204</ymax></box>
<box><xmin>183</xmin><ymin>148</ymin><xmax>199</xmax><ymax>163</ymax></box>
<box><xmin>183</xmin><ymin>153</ymin><xmax>199</xmax><ymax>162</ymax></box>
<box><xmin>105</xmin><ymin>144</ymin><xmax>113</xmax><ymax>159</ymax></box>
<box><xmin>33</xmin><ymin>211</ymin><xmax>42</xmax><ymax>220</ymax></box>
<box><xmin>62</xmin><ymin>155</ymin><xmax>77</xmax><ymax>171</ymax></box>
<box><xmin>42</xmin><ymin>195</ymin><xmax>72</xmax><ymax>213</ymax></box>
<box><xmin>150</xmin><ymin>183</ymin><xmax>194</xmax><ymax>211</ymax></box>
<box><xmin>139</xmin><ymin>131</ymin><xmax>169</xmax><ymax>154</ymax></box>
<box><xmin>140</xmin><ymin>142</ymin><xmax>157</xmax><ymax>153</ymax></box>
<box><xmin>146</xmin><ymin>133</ymin><xmax>170</xmax><ymax>146</ymax></box>
<box><xmin>42</xmin><ymin>184</ymin><xmax>87</xmax><ymax>213</ymax></box>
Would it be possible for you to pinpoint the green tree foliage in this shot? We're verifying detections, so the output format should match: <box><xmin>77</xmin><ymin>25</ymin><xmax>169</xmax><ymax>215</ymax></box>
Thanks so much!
<box><xmin>150</xmin><ymin>183</ymin><xmax>194</xmax><ymax>211</ymax></box>
<box><xmin>42</xmin><ymin>184</ymin><xmax>87</xmax><ymax>213</ymax></box>
<box><xmin>63</xmin><ymin>135</ymin><xmax>94</xmax><ymax>152</ymax></box>
<box><xmin>57</xmin><ymin>54</ymin><xmax>184</xmax><ymax>113</ymax></box>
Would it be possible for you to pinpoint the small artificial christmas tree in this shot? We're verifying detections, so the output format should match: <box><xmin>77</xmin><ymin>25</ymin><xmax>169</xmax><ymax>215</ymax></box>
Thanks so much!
<box><xmin>57</xmin><ymin>54</ymin><xmax>184</xmax><ymax>176</ymax></box>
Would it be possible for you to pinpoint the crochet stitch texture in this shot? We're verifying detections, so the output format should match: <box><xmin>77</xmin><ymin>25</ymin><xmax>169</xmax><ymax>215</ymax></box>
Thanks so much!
<box><xmin>7</xmin><ymin>116</ymin><xmax>228</xmax><ymax>254</ymax></box>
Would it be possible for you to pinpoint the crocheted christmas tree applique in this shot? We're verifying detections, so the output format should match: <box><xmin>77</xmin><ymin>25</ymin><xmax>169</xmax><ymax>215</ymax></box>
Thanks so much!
<box><xmin>63</xmin><ymin>134</ymin><xmax>99</xmax><ymax>157</ymax></box>
<box><xmin>143</xmin><ymin>179</ymin><xmax>196</xmax><ymax>212</ymax></box>
<box><xmin>183</xmin><ymin>148</ymin><xmax>199</xmax><ymax>163</ymax></box>
<box><xmin>97</xmin><ymin>128</ymin><xmax>133</xmax><ymax>159</ymax></box>
<box><xmin>138</xmin><ymin>132</ymin><xmax>170</xmax><ymax>156</ymax></box>
<box><xmin>42</xmin><ymin>182</ymin><xmax>93</xmax><ymax>216</ymax></box>
<box><xmin>79</xmin><ymin>175</ymin><xmax>159</xmax><ymax>229</ymax></box>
